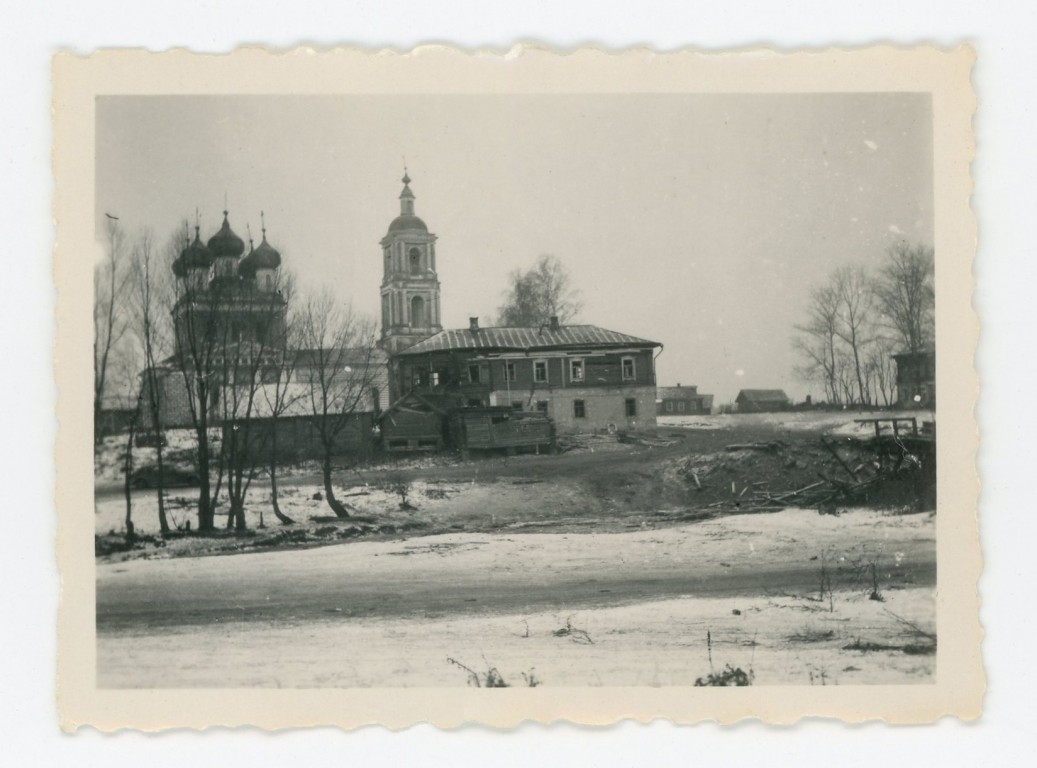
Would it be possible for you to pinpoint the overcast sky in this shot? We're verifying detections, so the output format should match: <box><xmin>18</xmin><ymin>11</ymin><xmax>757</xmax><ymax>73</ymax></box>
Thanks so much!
<box><xmin>96</xmin><ymin>94</ymin><xmax>932</xmax><ymax>404</ymax></box>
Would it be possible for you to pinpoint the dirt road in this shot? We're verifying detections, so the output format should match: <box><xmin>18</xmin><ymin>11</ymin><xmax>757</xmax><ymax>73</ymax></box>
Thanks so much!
<box><xmin>97</xmin><ymin>510</ymin><xmax>935</xmax><ymax>633</ymax></box>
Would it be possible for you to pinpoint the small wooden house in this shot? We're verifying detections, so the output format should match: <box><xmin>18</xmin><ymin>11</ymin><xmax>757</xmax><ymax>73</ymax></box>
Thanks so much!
<box><xmin>656</xmin><ymin>384</ymin><xmax>714</xmax><ymax>416</ymax></box>
<box><xmin>735</xmin><ymin>389</ymin><xmax>791</xmax><ymax>413</ymax></box>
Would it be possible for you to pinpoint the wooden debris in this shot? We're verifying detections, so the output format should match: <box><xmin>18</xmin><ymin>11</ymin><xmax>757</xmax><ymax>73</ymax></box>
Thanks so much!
<box><xmin>724</xmin><ymin>441</ymin><xmax>787</xmax><ymax>452</ymax></box>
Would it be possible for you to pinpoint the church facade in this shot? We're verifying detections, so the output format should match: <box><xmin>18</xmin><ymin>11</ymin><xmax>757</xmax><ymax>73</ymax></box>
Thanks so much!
<box><xmin>377</xmin><ymin>173</ymin><xmax>661</xmax><ymax>435</ymax></box>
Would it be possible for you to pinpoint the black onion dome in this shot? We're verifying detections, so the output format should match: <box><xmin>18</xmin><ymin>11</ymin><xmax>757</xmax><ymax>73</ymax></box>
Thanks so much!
<box><xmin>172</xmin><ymin>230</ymin><xmax>214</xmax><ymax>277</ymax></box>
<box><xmin>387</xmin><ymin>214</ymin><xmax>428</xmax><ymax>234</ymax></box>
<box><xmin>241</xmin><ymin>237</ymin><xmax>281</xmax><ymax>275</ymax></box>
<box><xmin>206</xmin><ymin>211</ymin><xmax>246</xmax><ymax>258</ymax></box>
<box><xmin>250</xmin><ymin>237</ymin><xmax>281</xmax><ymax>269</ymax></box>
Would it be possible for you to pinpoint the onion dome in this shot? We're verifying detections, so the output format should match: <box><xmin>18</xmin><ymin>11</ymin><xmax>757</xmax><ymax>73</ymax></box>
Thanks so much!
<box><xmin>240</xmin><ymin>235</ymin><xmax>281</xmax><ymax>276</ymax></box>
<box><xmin>206</xmin><ymin>211</ymin><xmax>246</xmax><ymax>258</ymax></box>
<box><xmin>172</xmin><ymin>226</ymin><xmax>214</xmax><ymax>277</ymax></box>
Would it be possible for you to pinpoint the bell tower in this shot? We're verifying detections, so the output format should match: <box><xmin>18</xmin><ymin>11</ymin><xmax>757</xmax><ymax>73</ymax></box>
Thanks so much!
<box><xmin>379</xmin><ymin>170</ymin><xmax>442</xmax><ymax>354</ymax></box>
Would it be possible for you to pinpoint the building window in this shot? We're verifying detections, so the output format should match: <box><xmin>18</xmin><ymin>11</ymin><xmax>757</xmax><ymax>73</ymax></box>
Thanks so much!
<box><xmin>534</xmin><ymin>360</ymin><xmax>548</xmax><ymax>383</ymax></box>
<box><xmin>536</xmin><ymin>400</ymin><xmax>549</xmax><ymax>414</ymax></box>
<box><xmin>409</xmin><ymin>247</ymin><xmax>421</xmax><ymax>275</ymax></box>
<box><xmin>573</xmin><ymin>399</ymin><xmax>586</xmax><ymax>418</ymax></box>
<box><xmin>504</xmin><ymin>361</ymin><xmax>516</xmax><ymax>382</ymax></box>
<box><xmin>622</xmin><ymin>356</ymin><xmax>636</xmax><ymax>381</ymax></box>
<box><xmin>430</xmin><ymin>371</ymin><xmax>440</xmax><ymax>387</ymax></box>
<box><xmin>625</xmin><ymin>398</ymin><xmax>637</xmax><ymax>417</ymax></box>
<box><xmin>467</xmin><ymin>398</ymin><xmax>483</xmax><ymax>407</ymax></box>
<box><xmin>511</xmin><ymin>401</ymin><xmax>523</xmax><ymax>411</ymax></box>
<box><xmin>666</xmin><ymin>401</ymin><xmax>674</xmax><ymax>412</ymax></box>
<box><xmin>677</xmin><ymin>401</ymin><xmax>686</xmax><ymax>412</ymax></box>
<box><xmin>569</xmin><ymin>359</ymin><xmax>584</xmax><ymax>383</ymax></box>
<box><xmin>467</xmin><ymin>364</ymin><xmax>481</xmax><ymax>384</ymax></box>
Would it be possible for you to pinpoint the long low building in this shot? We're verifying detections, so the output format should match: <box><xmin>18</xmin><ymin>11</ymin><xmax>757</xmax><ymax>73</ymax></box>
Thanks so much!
<box><xmin>392</xmin><ymin>317</ymin><xmax>662</xmax><ymax>434</ymax></box>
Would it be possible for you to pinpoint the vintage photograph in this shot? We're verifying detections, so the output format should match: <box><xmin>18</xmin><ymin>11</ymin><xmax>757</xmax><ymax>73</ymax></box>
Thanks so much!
<box><xmin>56</xmin><ymin>47</ymin><xmax>980</xmax><ymax>727</ymax></box>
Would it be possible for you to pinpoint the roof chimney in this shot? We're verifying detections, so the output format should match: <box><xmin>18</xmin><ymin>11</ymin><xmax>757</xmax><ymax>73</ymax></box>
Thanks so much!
<box><xmin>469</xmin><ymin>316</ymin><xmax>479</xmax><ymax>332</ymax></box>
<box><xmin>549</xmin><ymin>315</ymin><xmax>560</xmax><ymax>331</ymax></box>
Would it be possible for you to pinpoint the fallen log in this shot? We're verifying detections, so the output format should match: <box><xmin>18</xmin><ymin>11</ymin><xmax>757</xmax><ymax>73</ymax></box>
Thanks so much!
<box><xmin>724</xmin><ymin>441</ymin><xmax>786</xmax><ymax>452</ymax></box>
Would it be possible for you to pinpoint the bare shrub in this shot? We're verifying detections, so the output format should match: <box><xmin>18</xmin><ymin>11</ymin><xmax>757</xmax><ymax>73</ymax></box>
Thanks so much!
<box><xmin>446</xmin><ymin>657</ymin><xmax>540</xmax><ymax>688</ymax></box>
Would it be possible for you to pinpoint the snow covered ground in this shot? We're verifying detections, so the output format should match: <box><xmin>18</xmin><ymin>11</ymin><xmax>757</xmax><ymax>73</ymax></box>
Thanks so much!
<box><xmin>96</xmin><ymin>508</ymin><xmax>935</xmax><ymax>687</ymax></box>
<box><xmin>658</xmin><ymin>410</ymin><xmax>934</xmax><ymax>436</ymax></box>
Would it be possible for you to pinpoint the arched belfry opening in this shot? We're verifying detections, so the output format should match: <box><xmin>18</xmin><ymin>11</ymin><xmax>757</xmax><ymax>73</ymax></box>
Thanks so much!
<box><xmin>409</xmin><ymin>247</ymin><xmax>421</xmax><ymax>275</ymax></box>
<box><xmin>411</xmin><ymin>295</ymin><xmax>426</xmax><ymax>327</ymax></box>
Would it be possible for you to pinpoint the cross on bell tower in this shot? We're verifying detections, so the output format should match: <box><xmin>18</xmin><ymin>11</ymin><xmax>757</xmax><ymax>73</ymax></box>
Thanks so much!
<box><xmin>379</xmin><ymin>170</ymin><xmax>442</xmax><ymax>354</ymax></box>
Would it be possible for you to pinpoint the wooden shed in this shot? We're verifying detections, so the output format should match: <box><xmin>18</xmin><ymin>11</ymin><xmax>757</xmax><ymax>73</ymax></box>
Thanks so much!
<box><xmin>377</xmin><ymin>391</ymin><xmax>447</xmax><ymax>452</ymax></box>
<box><xmin>447</xmin><ymin>406</ymin><xmax>555</xmax><ymax>456</ymax></box>
<box><xmin>735</xmin><ymin>389</ymin><xmax>792</xmax><ymax>413</ymax></box>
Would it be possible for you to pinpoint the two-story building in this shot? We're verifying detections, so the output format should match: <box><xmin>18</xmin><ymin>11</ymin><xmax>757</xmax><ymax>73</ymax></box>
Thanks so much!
<box><xmin>376</xmin><ymin>171</ymin><xmax>663</xmax><ymax>435</ymax></box>
<box><xmin>392</xmin><ymin>316</ymin><xmax>661</xmax><ymax>433</ymax></box>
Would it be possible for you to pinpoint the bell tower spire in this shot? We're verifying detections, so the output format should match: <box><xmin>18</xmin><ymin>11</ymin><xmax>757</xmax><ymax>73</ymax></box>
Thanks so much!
<box><xmin>399</xmin><ymin>169</ymin><xmax>416</xmax><ymax>215</ymax></box>
<box><xmin>379</xmin><ymin>169</ymin><xmax>441</xmax><ymax>356</ymax></box>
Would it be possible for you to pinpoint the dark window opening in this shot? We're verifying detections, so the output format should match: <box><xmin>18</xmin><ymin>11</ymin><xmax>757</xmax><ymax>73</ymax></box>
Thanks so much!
<box><xmin>468</xmin><ymin>364</ymin><xmax>481</xmax><ymax>383</ymax></box>
<box><xmin>504</xmin><ymin>361</ymin><xmax>516</xmax><ymax>382</ymax></box>
<box><xmin>574</xmin><ymin>399</ymin><xmax>586</xmax><ymax>418</ymax></box>
<box><xmin>409</xmin><ymin>247</ymin><xmax>421</xmax><ymax>275</ymax></box>
<box><xmin>536</xmin><ymin>400</ymin><xmax>549</xmax><ymax>414</ymax></box>
<box><xmin>534</xmin><ymin>360</ymin><xmax>548</xmax><ymax>383</ymax></box>
<box><xmin>622</xmin><ymin>357</ymin><xmax>636</xmax><ymax>381</ymax></box>
<box><xmin>625</xmin><ymin>398</ymin><xmax>637</xmax><ymax>417</ymax></box>
<box><xmin>511</xmin><ymin>401</ymin><xmax>523</xmax><ymax>411</ymax></box>
<box><xmin>570</xmin><ymin>359</ymin><xmax>584</xmax><ymax>382</ymax></box>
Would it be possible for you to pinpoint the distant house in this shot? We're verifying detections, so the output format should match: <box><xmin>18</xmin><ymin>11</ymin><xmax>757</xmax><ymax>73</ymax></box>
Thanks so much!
<box><xmin>735</xmin><ymin>389</ymin><xmax>791</xmax><ymax>413</ymax></box>
<box><xmin>893</xmin><ymin>348</ymin><xmax>935</xmax><ymax>409</ymax></box>
<box><xmin>656</xmin><ymin>384</ymin><xmax>714</xmax><ymax>416</ymax></box>
<box><xmin>97</xmin><ymin>394</ymin><xmax>139</xmax><ymax>436</ymax></box>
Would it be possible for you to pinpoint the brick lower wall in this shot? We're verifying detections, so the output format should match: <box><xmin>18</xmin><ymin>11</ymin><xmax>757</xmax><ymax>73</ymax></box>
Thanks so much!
<box><xmin>489</xmin><ymin>385</ymin><xmax>657</xmax><ymax>434</ymax></box>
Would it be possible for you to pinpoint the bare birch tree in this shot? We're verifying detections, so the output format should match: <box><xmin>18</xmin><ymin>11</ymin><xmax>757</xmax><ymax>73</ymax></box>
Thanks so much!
<box><xmin>833</xmin><ymin>266</ymin><xmax>876</xmax><ymax>406</ymax></box>
<box><xmin>130</xmin><ymin>227</ymin><xmax>177</xmax><ymax>534</ymax></box>
<box><xmin>874</xmin><ymin>241</ymin><xmax>935</xmax><ymax>354</ymax></box>
<box><xmin>257</xmin><ymin>271</ymin><xmax>301</xmax><ymax>525</ymax></box>
<box><xmin>94</xmin><ymin>214</ymin><xmax>131</xmax><ymax>442</ymax></box>
<box><xmin>170</xmin><ymin>224</ymin><xmax>226</xmax><ymax>532</ymax></box>
<box><xmin>297</xmin><ymin>291</ymin><xmax>379</xmax><ymax>519</ymax></box>
<box><xmin>793</xmin><ymin>282</ymin><xmax>842</xmax><ymax>404</ymax></box>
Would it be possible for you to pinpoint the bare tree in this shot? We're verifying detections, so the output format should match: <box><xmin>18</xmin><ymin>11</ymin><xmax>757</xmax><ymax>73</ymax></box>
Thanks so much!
<box><xmin>833</xmin><ymin>266</ymin><xmax>876</xmax><ymax>406</ymax></box>
<box><xmin>497</xmin><ymin>254</ymin><xmax>582</xmax><ymax>327</ymax></box>
<box><xmin>865</xmin><ymin>336</ymin><xmax>899</xmax><ymax>407</ymax></box>
<box><xmin>170</xmin><ymin>224</ymin><xmax>226</xmax><ymax>532</ymax></box>
<box><xmin>874</xmin><ymin>241</ymin><xmax>935</xmax><ymax>354</ymax></box>
<box><xmin>94</xmin><ymin>214</ymin><xmax>132</xmax><ymax>442</ymax></box>
<box><xmin>257</xmin><ymin>272</ymin><xmax>302</xmax><ymax>525</ymax></box>
<box><xmin>217</xmin><ymin>265</ymin><xmax>289</xmax><ymax>531</ymax></box>
<box><xmin>130</xmin><ymin>227</ymin><xmax>176</xmax><ymax>534</ymax></box>
<box><xmin>793</xmin><ymin>282</ymin><xmax>842</xmax><ymax>404</ymax></box>
<box><xmin>297</xmin><ymin>291</ymin><xmax>379</xmax><ymax>519</ymax></box>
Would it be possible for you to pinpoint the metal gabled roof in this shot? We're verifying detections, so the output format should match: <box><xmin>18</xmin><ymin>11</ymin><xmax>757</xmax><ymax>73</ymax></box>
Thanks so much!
<box><xmin>396</xmin><ymin>324</ymin><xmax>661</xmax><ymax>356</ymax></box>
